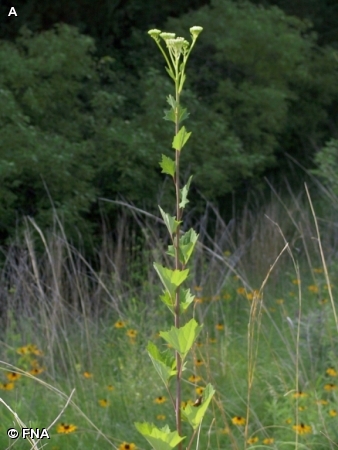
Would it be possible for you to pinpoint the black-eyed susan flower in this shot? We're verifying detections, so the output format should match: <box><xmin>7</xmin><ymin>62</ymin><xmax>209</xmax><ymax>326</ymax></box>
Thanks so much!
<box><xmin>118</xmin><ymin>442</ymin><xmax>136</xmax><ymax>450</ymax></box>
<box><xmin>276</xmin><ymin>299</ymin><xmax>284</xmax><ymax>305</ymax></box>
<box><xmin>285</xmin><ymin>418</ymin><xmax>292</xmax><ymax>424</ymax></box>
<box><xmin>195</xmin><ymin>386</ymin><xmax>205</xmax><ymax>396</ymax></box>
<box><xmin>27</xmin><ymin>344</ymin><xmax>43</xmax><ymax>356</ymax></box>
<box><xmin>114</xmin><ymin>320</ymin><xmax>126</xmax><ymax>328</ymax></box>
<box><xmin>247</xmin><ymin>436</ymin><xmax>259</xmax><ymax>444</ymax></box>
<box><xmin>293</xmin><ymin>391</ymin><xmax>308</xmax><ymax>398</ymax></box>
<box><xmin>154</xmin><ymin>396</ymin><xmax>167</xmax><ymax>404</ymax></box>
<box><xmin>319</xmin><ymin>298</ymin><xmax>328</xmax><ymax>305</ymax></box>
<box><xmin>246</xmin><ymin>292</ymin><xmax>253</xmax><ymax>301</ymax></box>
<box><xmin>231</xmin><ymin>416</ymin><xmax>246</xmax><ymax>426</ymax></box>
<box><xmin>194</xmin><ymin>297</ymin><xmax>203</xmax><ymax>304</ymax></box>
<box><xmin>220</xmin><ymin>426</ymin><xmax>230</xmax><ymax>434</ymax></box>
<box><xmin>313</xmin><ymin>267</ymin><xmax>323</xmax><ymax>274</ymax></box>
<box><xmin>98</xmin><ymin>399</ymin><xmax>110</xmax><ymax>407</ymax></box>
<box><xmin>126</xmin><ymin>329</ymin><xmax>137</xmax><ymax>338</ymax></box>
<box><xmin>326</xmin><ymin>367</ymin><xmax>338</xmax><ymax>377</ymax></box>
<box><xmin>236</xmin><ymin>287</ymin><xmax>246</xmax><ymax>295</ymax></box>
<box><xmin>107</xmin><ymin>384</ymin><xmax>115</xmax><ymax>391</ymax></box>
<box><xmin>156</xmin><ymin>414</ymin><xmax>166</xmax><ymax>420</ymax></box>
<box><xmin>263</xmin><ymin>438</ymin><xmax>274</xmax><ymax>444</ymax></box>
<box><xmin>188</xmin><ymin>375</ymin><xmax>201</xmax><ymax>383</ymax></box>
<box><xmin>316</xmin><ymin>399</ymin><xmax>329</xmax><ymax>405</ymax></box>
<box><xmin>194</xmin><ymin>359</ymin><xmax>204</xmax><ymax>367</ymax></box>
<box><xmin>196</xmin><ymin>340</ymin><xmax>203</xmax><ymax>347</ymax></box>
<box><xmin>298</xmin><ymin>406</ymin><xmax>306</xmax><ymax>411</ymax></box>
<box><xmin>324</xmin><ymin>383</ymin><xmax>337</xmax><ymax>391</ymax></box>
<box><xmin>292</xmin><ymin>279</ymin><xmax>301</xmax><ymax>285</ymax></box>
<box><xmin>17</xmin><ymin>346</ymin><xmax>30</xmax><ymax>355</ymax></box>
<box><xmin>329</xmin><ymin>409</ymin><xmax>337</xmax><ymax>417</ymax></box>
<box><xmin>56</xmin><ymin>423</ymin><xmax>77</xmax><ymax>434</ymax></box>
<box><xmin>83</xmin><ymin>371</ymin><xmax>93</xmax><ymax>379</ymax></box>
<box><xmin>308</xmin><ymin>285</ymin><xmax>319</xmax><ymax>293</ymax></box>
<box><xmin>223</xmin><ymin>293</ymin><xmax>231</xmax><ymax>300</ymax></box>
<box><xmin>293</xmin><ymin>423</ymin><xmax>312</xmax><ymax>435</ymax></box>
<box><xmin>29</xmin><ymin>367</ymin><xmax>44</xmax><ymax>376</ymax></box>
<box><xmin>0</xmin><ymin>382</ymin><xmax>15</xmax><ymax>390</ymax></box>
<box><xmin>6</xmin><ymin>372</ymin><xmax>21</xmax><ymax>381</ymax></box>
<box><xmin>216</xmin><ymin>323</ymin><xmax>224</xmax><ymax>331</ymax></box>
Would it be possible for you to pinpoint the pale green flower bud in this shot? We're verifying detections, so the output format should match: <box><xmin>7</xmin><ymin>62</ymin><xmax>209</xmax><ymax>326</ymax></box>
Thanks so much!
<box><xmin>190</xmin><ymin>26</ymin><xmax>203</xmax><ymax>39</ymax></box>
<box><xmin>148</xmin><ymin>29</ymin><xmax>161</xmax><ymax>40</ymax></box>
<box><xmin>160</xmin><ymin>32</ymin><xmax>176</xmax><ymax>41</ymax></box>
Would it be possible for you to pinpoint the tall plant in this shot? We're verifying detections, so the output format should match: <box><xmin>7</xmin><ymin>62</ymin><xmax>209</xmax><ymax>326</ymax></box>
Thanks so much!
<box><xmin>135</xmin><ymin>27</ymin><xmax>215</xmax><ymax>450</ymax></box>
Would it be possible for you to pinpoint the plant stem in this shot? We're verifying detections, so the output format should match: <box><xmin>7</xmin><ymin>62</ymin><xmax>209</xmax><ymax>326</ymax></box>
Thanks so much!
<box><xmin>174</xmin><ymin>82</ymin><xmax>182</xmax><ymax>449</ymax></box>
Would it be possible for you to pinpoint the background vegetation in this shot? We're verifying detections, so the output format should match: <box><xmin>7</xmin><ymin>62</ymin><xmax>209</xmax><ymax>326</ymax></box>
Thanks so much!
<box><xmin>0</xmin><ymin>0</ymin><xmax>338</xmax><ymax>255</ymax></box>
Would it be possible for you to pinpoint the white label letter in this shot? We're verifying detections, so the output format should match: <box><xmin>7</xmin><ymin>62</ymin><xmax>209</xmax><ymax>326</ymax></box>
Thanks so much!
<box><xmin>8</xmin><ymin>7</ymin><xmax>17</xmax><ymax>16</ymax></box>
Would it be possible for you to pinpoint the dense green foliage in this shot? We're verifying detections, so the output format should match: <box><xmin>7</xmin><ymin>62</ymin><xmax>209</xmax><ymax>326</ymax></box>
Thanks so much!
<box><xmin>0</xmin><ymin>0</ymin><xmax>338</xmax><ymax>252</ymax></box>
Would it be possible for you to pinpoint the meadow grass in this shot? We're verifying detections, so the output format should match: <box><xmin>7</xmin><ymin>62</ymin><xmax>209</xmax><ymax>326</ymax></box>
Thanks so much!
<box><xmin>1</xmin><ymin>186</ymin><xmax>338</xmax><ymax>449</ymax></box>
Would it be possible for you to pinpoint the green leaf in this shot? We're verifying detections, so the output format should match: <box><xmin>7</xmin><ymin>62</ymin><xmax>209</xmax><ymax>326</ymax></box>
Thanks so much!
<box><xmin>165</xmin><ymin>66</ymin><xmax>175</xmax><ymax>81</ymax></box>
<box><xmin>153</xmin><ymin>264</ymin><xmax>189</xmax><ymax>298</ymax></box>
<box><xmin>160</xmin><ymin>291</ymin><xmax>175</xmax><ymax>314</ymax></box>
<box><xmin>159</xmin><ymin>155</ymin><xmax>176</xmax><ymax>177</ymax></box>
<box><xmin>160</xmin><ymin>288</ymin><xmax>195</xmax><ymax>315</ymax></box>
<box><xmin>166</xmin><ymin>95</ymin><xmax>176</xmax><ymax>109</ymax></box>
<box><xmin>135</xmin><ymin>422</ymin><xmax>185</xmax><ymax>450</ymax></box>
<box><xmin>164</xmin><ymin>106</ymin><xmax>190</xmax><ymax>124</ymax></box>
<box><xmin>182</xmin><ymin>384</ymin><xmax>216</xmax><ymax>430</ymax></box>
<box><xmin>180</xmin><ymin>288</ymin><xmax>195</xmax><ymax>313</ymax></box>
<box><xmin>179</xmin><ymin>175</ymin><xmax>193</xmax><ymax>209</ymax></box>
<box><xmin>158</xmin><ymin>206</ymin><xmax>180</xmax><ymax>236</ymax></box>
<box><xmin>153</xmin><ymin>263</ymin><xmax>176</xmax><ymax>299</ymax></box>
<box><xmin>147</xmin><ymin>341</ymin><xmax>177</xmax><ymax>385</ymax></box>
<box><xmin>159</xmin><ymin>318</ymin><xmax>203</xmax><ymax>359</ymax></box>
<box><xmin>171</xmin><ymin>268</ymin><xmax>189</xmax><ymax>286</ymax></box>
<box><xmin>167</xmin><ymin>228</ymin><xmax>198</xmax><ymax>264</ymax></box>
<box><xmin>172</xmin><ymin>126</ymin><xmax>191</xmax><ymax>151</ymax></box>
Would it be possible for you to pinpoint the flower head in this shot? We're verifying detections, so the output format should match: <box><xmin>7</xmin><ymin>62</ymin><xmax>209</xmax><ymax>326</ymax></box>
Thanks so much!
<box><xmin>160</xmin><ymin>32</ymin><xmax>176</xmax><ymax>41</ymax></box>
<box><xmin>195</xmin><ymin>386</ymin><xmax>205</xmax><ymax>396</ymax></box>
<box><xmin>0</xmin><ymin>382</ymin><xmax>15</xmax><ymax>390</ymax></box>
<box><xmin>98</xmin><ymin>398</ymin><xmax>110</xmax><ymax>407</ymax></box>
<box><xmin>293</xmin><ymin>423</ymin><xmax>312</xmax><ymax>435</ymax></box>
<box><xmin>190</xmin><ymin>26</ymin><xmax>203</xmax><ymax>39</ymax></box>
<box><xmin>83</xmin><ymin>371</ymin><xmax>93</xmax><ymax>379</ymax></box>
<box><xmin>326</xmin><ymin>367</ymin><xmax>338</xmax><ymax>377</ymax></box>
<box><xmin>231</xmin><ymin>416</ymin><xmax>246</xmax><ymax>425</ymax></box>
<box><xmin>118</xmin><ymin>443</ymin><xmax>136</xmax><ymax>450</ymax></box>
<box><xmin>148</xmin><ymin>29</ymin><xmax>161</xmax><ymax>40</ymax></box>
<box><xmin>154</xmin><ymin>396</ymin><xmax>167</xmax><ymax>404</ymax></box>
<box><xmin>324</xmin><ymin>383</ymin><xmax>337</xmax><ymax>391</ymax></box>
<box><xmin>6</xmin><ymin>372</ymin><xmax>21</xmax><ymax>381</ymax></box>
<box><xmin>126</xmin><ymin>329</ymin><xmax>137</xmax><ymax>338</ymax></box>
<box><xmin>263</xmin><ymin>438</ymin><xmax>274</xmax><ymax>444</ymax></box>
<box><xmin>293</xmin><ymin>390</ymin><xmax>308</xmax><ymax>398</ymax></box>
<box><xmin>29</xmin><ymin>367</ymin><xmax>44</xmax><ymax>376</ymax></box>
<box><xmin>247</xmin><ymin>436</ymin><xmax>259</xmax><ymax>444</ymax></box>
<box><xmin>188</xmin><ymin>374</ymin><xmax>202</xmax><ymax>383</ymax></box>
<box><xmin>56</xmin><ymin>423</ymin><xmax>77</xmax><ymax>434</ymax></box>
